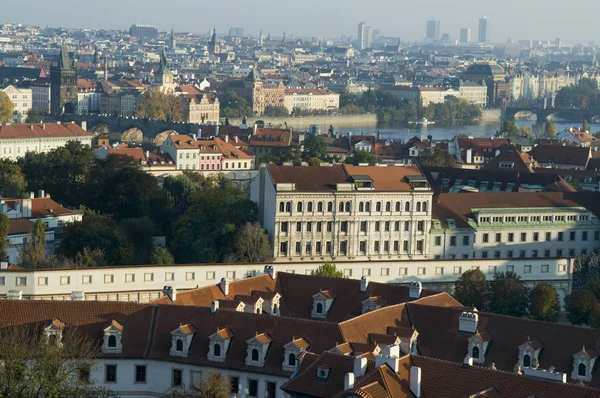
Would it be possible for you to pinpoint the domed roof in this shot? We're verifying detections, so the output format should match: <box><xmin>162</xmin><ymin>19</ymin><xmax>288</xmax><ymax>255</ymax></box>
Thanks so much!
<box><xmin>464</xmin><ymin>62</ymin><xmax>505</xmax><ymax>80</ymax></box>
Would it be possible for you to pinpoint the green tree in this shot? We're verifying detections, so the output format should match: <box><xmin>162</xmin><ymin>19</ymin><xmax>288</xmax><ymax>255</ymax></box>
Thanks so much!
<box><xmin>0</xmin><ymin>327</ymin><xmax>117</xmax><ymax>398</ymax></box>
<box><xmin>302</xmin><ymin>135</ymin><xmax>327</xmax><ymax>161</ymax></box>
<box><xmin>582</xmin><ymin>119</ymin><xmax>591</xmax><ymax>132</ymax></box>
<box><xmin>589</xmin><ymin>303</ymin><xmax>600</xmax><ymax>328</ymax></box>
<box><xmin>488</xmin><ymin>272</ymin><xmax>530</xmax><ymax>317</ymax></box>
<box><xmin>496</xmin><ymin>119</ymin><xmax>520</xmax><ymax>137</ymax></box>
<box><xmin>59</xmin><ymin>214</ymin><xmax>134</xmax><ymax>266</ymax></box>
<box><xmin>25</xmin><ymin>108</ymin><xmax>44</xmax><ymax>123</ymax></box>
<box><xmin>573</xmin><ymin>254</ymin><xmax>600</xmax><ymax>290</ymax></box>
<box><xmin>544</xmin><ymin>121</ymin><xmax>558</xmax><ymax>138</ymax></box>
<box><xmin>75</xmin><ymin>247</ymin><xmax>107</xmax><ymax>267</ymax></box>
<box><xmin>452</xmin><ymin>269</ymin><xmax>489</xmax><ymax>310</ymax></box>
<box><xmin>150</xmin><ymin>246</ymin><xmax>175</xmax><ymax>265</ymax></box>
<box><xmin>20</xmin><ymin>219</ymin><xmax>47</xmax><ymax>268</ymax></box>
<box><xmin>120</xmin><ymin>216</ymin><xmax>156</xmax><ymax>264</ymax></box>
<box><xmin>137</xmin><ymin>89</ymin><xmax>185</xmax><ymax>121</ymax></box>
<box><xmin>312</xmin><ymin>262</ymin><xmax>344</xmax><ymax>278</ymax></box>
<box><xmin>584</xmin><ymin>276</ymin><xmax>600</xmax><ymax>300</ymax></box>
<box><xmin>529</xmin><ymin>283</ymin><xmax>560</xmax><ymax>322</ymax></box>
<box><xmin>0</xmin><ymin>159</ymin><xmax>26</xmax><ymax>198</ymax></box>
<box><xmin>0</xmin><ymin>92</ymin><xmax>14</xmax><ymax>124</ymax></box>
<box><xmin>555</xmin><ymin>78</ymin><xmax>600</xmax><ymax>110</ymax></box>
<box><xmin>220</xmin><ymin>91</ymin><xmax>253</xmax><ymax>117</ymax></box>
<box><xmin>565</xmin><ymin>289</ymin><xmax>598</xmax><ymax>325</ymax></box>
<box><xmin>233</xmin><ymin>222</ymin><xmax>273</xmax><ymax>263</ymax></box>
<box><xmin>263</xmin><ymin>105</ymin><xmax>289</xmax><ymax>116</ymax></box>
<box><xmin>0</xmin><ymin>213</ymin><xmax>9</xmax><ymax>262</ymax></box>
<box><xmin>345</xmin><ymin>150</ymin><xmax>380</xmax><ymax>165</ymax></box>
<box><xmin>165</xmin><ymin>371</ymin><xmax>230</xmax><ymax>398</ymax></box>
<box><xmin>418</xmin><ymin>146</ymin><xmax>455</xmax><ymax>168</ymax></box>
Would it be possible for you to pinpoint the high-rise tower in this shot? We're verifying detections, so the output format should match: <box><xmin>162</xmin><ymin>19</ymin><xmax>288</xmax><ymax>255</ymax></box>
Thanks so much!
<box><xmin>478</xmin><ymin>17</ymin><xmax>489</xmax><ymax>43</ymax></box>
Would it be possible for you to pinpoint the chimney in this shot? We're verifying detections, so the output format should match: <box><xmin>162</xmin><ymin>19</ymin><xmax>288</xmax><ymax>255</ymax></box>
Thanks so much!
<box><xmin>29</xmin><ymin>192</ymin><xmax>35</xmax><ymax>199</ymax></box>
<box><xmin>29</xmin><ymin>125</ymin><xmax>33</xmax><ymax>130</ymax></box>
<box><xmin>344</xmin><ymin>372</ymin><xmax>355</xmax><ymax>390</ymax></box>
<box><xmin>42</xmin><ymin>123</ymin><xmax>46</xmax><ymax>130</ymax></box>
<box><xmin>495</xmin><ymin>149</ymin><xmax>500</xmax><ymax>157</ymax></box>
<box><xmin>466</xmin><ymin>148</ymin><xmax>473</xmax><ymax>164</ymax></box>
<box><xmin>7</xmin><ymin>289</ymin><xmax>23</xmax><ymax>300</ymax></box>
<box><xmin>353</xmin><ymin>356</ymin><xmax>368</xmax><ymax>377</ymax></box>
<box><xmin>385</xmin><ymin>357</ymin><xmax>400</xmax><ymax>372</ymax></box>
<box><xmin>348</xmin><ymin>131</ymin><xmax>352</xmax><ymax>147</ymax></box>
<box><xmin>219</xmin><ymin>277</ymin><xmax>229</xmax><ymax>296</ymax></box>
<box><xmin>70</xmin><ymin>291</ymin><xmax>85</xmax><ymax>301</ymax></box>
<box><xmin>264</xmin><ymin>265</ymin><xmax>274</xmax><ymax>278</ymax></box>
<box><xmin>192</xmin><ymin>133</ymin><xmax>197</xmax><ymax>141</ymax></box>
<box><xmin>0</xmin><ymin>261</ymin><xmax>8</xmax><ymax>269</ymax></box>
<box><xmin>463</xmin><ymin>354</ymin><xmax>473</xmax><ymax>368</ymax></box>
<box><xmin>253</xmin><ymin>124</ymin><xmax>258</xmax><ymax>136</ymax></box>
<box><xmin>408</xmin><ymin>282</ymin><xmax>422</xmax><ymax>299</ymax></box>
<box><xmin>38</xmin><ymin>190</ymin><xmax>44</xmax><ymax>199</ymax></box>
<box><xmin>360</xmin><ymin>276</ymin><xmax>368</xmax><ymax>293</ymax></box>
<box><xmin>216</xmin><ymin>125</ymin><xmax>220</xmax><ymax>136</ymax></box>
<box><xmin>162</xmin><ymin>286</ymin><xmax>177</xmax><ymax>301</ymax></box>
<box><xmin>146</xmin><ymin>150</ymin><xmax>150</xmax><ymax>159</ymax></box>
<box><xmin>211</xmin><ymin>300</ymin><xmax>219</xmax><ymax>314</ymax></box>
<box><xmin>234</xmin><ymin>136</ymin><xmax>239</xmax><ymax>144</ymax></box>
<box><xmin>410</xmin><ymin>366</ymin><xmax>421</xmax><ymax>398</ymax></box>
<box><xmin>81</xmin><ymin>121</ymin><xmax>87</xmax><ymax>131</ymax></box>
<box><xmin>458</xmin><ymin>311</ymin><xmax>479</xmax><ymax>333</ymax></box>
<box><xmin>224</xmin><ymin>135</ymin><xmax>229</xmax><ymax>143</ymax></box>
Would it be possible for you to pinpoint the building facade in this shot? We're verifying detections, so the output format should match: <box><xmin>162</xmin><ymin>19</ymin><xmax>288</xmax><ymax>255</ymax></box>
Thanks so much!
<box><xmin>1</xmin><ymin>84</ymin><xmax>32</xmax><ymax>123</ymax></box>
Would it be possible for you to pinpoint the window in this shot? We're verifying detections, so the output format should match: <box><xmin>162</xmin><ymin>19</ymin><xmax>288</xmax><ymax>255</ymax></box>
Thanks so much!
<box><xmin>417</xmin><ymin>267</ymin><xmax>426</xmax><ymax>275</ymax></box>
<box><xmin>417</xmin><ymin>221</ymin><xmax>424</xmax><ymax>232</ymax></box>
<box><xmin>399</xmin><ymin>267</ymin><xmax>408</xmax><ymax>276</ymax></box>
<box><xmin>363</xmin><ymin>268</ymin><xmax>371</xmax><ymax>277</ymax></box>
<box><xmin>450</xmin><ymin>236</ymin><xmax>456</xmax><ymax>246</ymax></box>
<box><xmin>248</xmin><ymin>379</ymin><xmax>258</xmax><ymax>397</ymax></box>
<box><xmin>569</xmin><ymin>249</ymin><xmax>576</xmax><ymax>257</ymax></box>
<box><xmin>394</xmin><ymin>221</ymin><xmax>400</xmax><ymax>231</ymax></box>
<box><xmin>296</xmin><ymin>222</ymin><xmax>302</xmax><ymax>232</ymax></box>
<box><xmin>541</xmin><ymin>264</ymin><xmax>549</xmax><ymax>273</ymax></box>
<box><xmin>344</xmin><ymin>269</ymin><xmax>353</xmax><ymax>277</ymax></box>
<box><xmin>559</xmin><ymin>264</ymin><xmax>566</xmax><ymax>272</ymax></box>
<box><xmin>316</xmin><ymin>242</ymin><xmax>322</xmax><ymax>253</ymax></box>
<box><xmin>385</xmin><ymin>221</ymin><xmax>390</xmax><ymax>232</ymax></box>
<box><xmin>231</xmin><ymin>377</ymin><xmax>239</xmax><ymax>394</ymax></box>
<box><xmin>436</xmin><ymin>267</ymin><xmax>444</xmax><ymax>275</ymax></box>
<box><xmin>339</xmin><ymin>202</ymin><xmax>344</xmax><ymax>212</ymax></box>
<box><xmin>340</xmin><ymin>221</ymin><xmax>348</xmax><ymax>233</ymax></box>
<box><xmin>286</xmin><ymin>202</ymin><xmax>292</xmax><ymax>212</ymax></box>
<box><xmin>463</xmin><ymin>236</ymin><xmax>470</xmax><ymax>246</ymax></box>
<box><xmin>135</xmin><ymin>365</ymin><xmax>147</xmax><ymax>383</ymax></box>
<box><xmin>375</xmin><ymin>222</ymin><xmax>380</xmax><ymax>232</ymax></box>
<box><xmin>495</xmin><ymin>233</ymin><xmax>501</xmax><ymax>243</ymax></box>
<box><xmin>359</xmin><ymin>241</ymin><xmax>367</xmax><ymax>253</ymax></box>
<box><xmin>307</xmin><ymin>202</ymin><xmax>313</xmax><ymax>212</ymax></box>
<box><xmin>570</xmin><ymin>231</ymin><xmax>576</xmax><ymax>241</ymax></box>
<box><xmin>508</xmin><ymin>233</ymin><xmax>514</xmax><ymax>242</ymax></box>
<box><xmin>213</xmin><ymin>343</ymin><xmax>221</xmax><ymax>357</ymax></box>
<box><xmin>360</xmin><ymin>221</ymin><xmax>367</xmax><ymax>232</ymax></box>
<box><xmin>507</xmin><ymin>265</ymin><xmax>514</xmax><ymax>273</ymax></box>
<box><xmin>365</xmin><ymin>202</ymin><xmax>371</xmax><ymax>212</ymax></box>
<box><xmin>494</xmin><ymin>251</ymin><xmax>500</xmax><ymax>259</ymax></box>
<box><xmin>0</xmin><ymin>277</ymin><xmax>4</xmax><ymax>286</ymax></box>
<box><xmin>454</xmin><ymin>266</ymin><xmax>462</xmax><ymax>275</ymax></box>
<box><xmin>279</xmin><ymin>202</ymin><xmax>285</xmax><ymax>212</ymax></box>
<box><xmin>524</xmin><ymin>265</ymin><xmax>532</xmax><ymax>273</ymax></box>
<box><xmin>557</xmin><ymin>249</ymin><xmax>563</xmax><ymax>257</ymax></box>
<box><xmin>108</xmin><ymin>335</ymin><xmax>117</xmax><ymax>348</ymax></box>
<box><xmin>381</xmin><ymin>268</ymin><xmax>390</xmax><ymax>276</ymax></box>
<box><xmin>376</xmin><ymin>202</ymin><xmax>381</xmax><ymax>211</ymax></box>
<box><xmin>472</xmin><ymin>346</ymin><xmax>480</xmax><ymax>359</ymax></box>
<box><xmin>38</xmin><ymin>277</ymin><xmax>48</xmax><ymax>286</ymax></box>
<box><xmin>251</xmin><ymin>348</ymin><xmax>259</xmax><ymax>361</ymax></box>
<box><xmin>266</xmin><ymin>381</ymin><xmax>277</xmax><ymax>398</ymax></box>
<box><xmin>489</xmin><ymin>266</ymin><xmax>497</xmax><ymax>274</ymax></box>
<box><xmin>206</xmin><ymin>271</ymin><xmax>216</xmax><ymax>280</ymax></box>
<box><xmin>327</xmin><ymin>202</ymin><xmax>333</xmax><ymax>212</ymax></box>
<box><xmin>172</xmin><ymin>369</ymin><xmax>183</xmax><ymax>387</ymax></box>
<box><xmin>578</xmin><ymin>363</ymin><xmax>587</xmax><ymax>377</ymax></box>
<box><xmin>144</xmin><ymin>273</ymin><xmax>154</xmax><ymax>282</ymax></box>
<box><xmin>545</xmin><ymin>232</ymin><xmax>551</xmax><ymax>241</ymax></box>
<box><xmin>435</xmin><ymin>236</ymin><xmax>441</xmax><ymax>246</ymax></box>
<box><xmin>281</xmin><ymin>222</ymin><xmax>288</xmax><ymax>233</ymax></box>
<box><xmin>307</xmin><ymin>222</ymin><xmax>312</xmax><ymax>232</ymax></box>
<box><xmin>317</xmin><ymin>202</ymin><xmax>323</xmax><ymax>212</ymax></box>
<box><xmin>532</xmin><ymin>250</ymin><xmax>538</xmax><ymax>258</ymax></box>
<box><xmin>404</xmin><ymin>221</ymin><xmax>410</xmax><ymax>231</ymax></box>
<box><xmin>227</xmin><ymin>271</ymin><xmax>236</xmax><ymax>280</ymax></box>
<box><xmin>519</xmin><ymin>250</ymin><xmax>526</xmax><ymax>258</ymax></box>
<box><xmin>583</xmin><ymin>231</ymin><xmax>588</xmax><ymax>241</ymax></box>
<box><xmin>186</xmin><ymin>272</ymin><xmax>195</xmax><ymax>281</ymax></box>
<box><xmin>317</xmin><ymin>222</ymin><xmax>322</xmax><ymax>232</ymax></box>
<box><xmin>79</xmin><ymin>367</ymin><xmax>90</xmax><ymax>383</ymax></box>
<box><xmin>394</xmin><ymin>241</ymin><xmax>399</xmax><ymax>252</ymax></box>
<box><xmin>359</xmin><ymin>202</ymin><xmax>364</xmax><ymax>212</ymax></box>
<box><xmin>481</xmin><ymin>251</ymin><xmax>488</xmax><ymax>259</ymax></box>
<box><xmin>60</xmin><ymin>276</ymin><xmax>70</xmax><ymax>285</ymax></box>
<box><xmin>416</xmin><ymin>240</ymin><xmax>423</xmax><ymax>253</ymax></box>
<box><xmin>297</xmin><ymin>202</ymin><xmax>303</xmax><ymax>212</ymax></box>
<box><xmin>520</xmin><ymin>232</ymin><xmax>527</xmax><ymax>242</ymax></box>
<box><xmin>82</xmin><ymin>275</ymin><xmax>92</xmax><ymax>285</ymax></box>
<box><xmin>523</xmin><ymin>355</ymin><xmax>531</xmax><ymax>367</ymax></box>
<box><xmin>405</xmin><ymin>202</ymin><xmax>410</xmax><ymax>212</ymax></box>
<box><xmin>295</xmin><ymin>242</ymin><xmax>301</xmax><ymax>254</ymax></box>
<box><xmin>125</xmin><ymin>273</ymin><xmax>135</xmax><ymax>283</ymax></box>
<box><xmin>105</xmin><ymin>365</ymin><xmax>117</xmax><ymax>383</ymax></box>
<box><xmin>595</xmin><ymin>231</ymin><xmax>600</xmax><ymax>241</ymax></box>
<box><xmin>482</xmin><ymin>233</ymin><xmax>489</xmax><ymax>243</ymax></box>
<box><xmin>558</xmin><ymin>232</ymin><xmax>564</xmax><ymax>241</ymax></box>
<box><xmin>327</xmin><ymin>222</ymin><xmax>332</xmax><ymax>232</ymax></box>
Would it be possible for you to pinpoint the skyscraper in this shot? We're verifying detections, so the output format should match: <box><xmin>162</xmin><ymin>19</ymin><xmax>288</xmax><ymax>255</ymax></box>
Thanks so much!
<box><xmin>460</xmin><ymin>28</ymin><xmax>471</xmax><ymax>44</ymax></box>
<box><xmin>426</xmin><ymin>19</ymin><xmax>440</xmax><ymax>41</ymax></box>
<box><xmin>357</xmin><ymin>22</ymin><xmax>372</xmax><ymax>50</ymax></box>
<box><xmin>478</xmin><ymin>17</ymin><xmax>489</xmax><ymax>43</ymax></box>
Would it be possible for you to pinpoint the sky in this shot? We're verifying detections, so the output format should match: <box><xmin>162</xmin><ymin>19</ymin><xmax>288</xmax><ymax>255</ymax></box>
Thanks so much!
<box><xmin>2</xmin><ymin>0</ymin><xmax>600</xmax><ymax>45</ymax></box>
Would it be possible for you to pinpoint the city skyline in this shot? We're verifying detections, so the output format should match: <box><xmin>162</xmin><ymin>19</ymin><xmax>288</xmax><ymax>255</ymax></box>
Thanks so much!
<box><xmin>2</xmin><ymin>0</ymin><xmax>600</xmax><ymax>45</ymax></box>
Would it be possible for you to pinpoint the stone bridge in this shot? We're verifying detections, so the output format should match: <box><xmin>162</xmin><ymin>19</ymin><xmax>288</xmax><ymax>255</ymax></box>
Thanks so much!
<box><xmin>505</xmin><ymin>107</ymin><xmax>600</xmax><ymax>122</ymax></box>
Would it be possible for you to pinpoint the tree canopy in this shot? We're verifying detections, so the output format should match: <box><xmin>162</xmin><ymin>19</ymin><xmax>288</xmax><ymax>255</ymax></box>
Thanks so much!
<box><xmin>137</xmin><ymin>89</ymin><xmax>186</xmax><ymax>121</ymax></box>
<box><xmin>452</xmin><ymin>269</ymin><xmax>489</xmax><ymax>309</ymax></box>
<box><xmin>418</xmin><ymin>146</ymin><xmax>455</xmax><ymax>168</ymax></box>
<box><xmin>25</xmin><ymin>108</ymin><xmax>44</xmax><ymax>123</ymax></box>
<box><xmin>0</xmin><ymin>159</ymin><xmax>26</xmax><ymax>198</ymax></box>
<box><xmin>555</xmin><ymin>78</ymin><xmax>600</xmax><ymax>110</ymax></box>
<box><xmin>488</xmin><ymin>272</ymin><xmax>530</xmax><ymax>317</ymax></box>
<box><xmin>302</xmin><ymin>135</ymin><xmax>327</xmax><ymax>161</ymax></box>
<box><xmin>529</xmin><ymin>283</ymin><xmax>560</xmax><ymax>322</ymax></box>
<box><xmin>496</xmin><ymin>119</ymin><xmax>520</xmax><ymax>137</ymax></box>
<box><xmin>345</xmin><ymin>150</ymin><xmax>380</xmax><ymax>165</ymax></box>
<box><xmin>263</xmin><ymin>105</ymin><xmax>289</xmax><ymax>116</ymax></box>
<box><xmin>312</xmin><ymin>262</ymin><xmax>344</xmax><ymax>278</ymax></box>
<box><xmin>220</xmin><ymin>91</ymin><xmax>253</xmax><ymax>117</ymax></box>
<box><xmin>565</xmin><ymin>289</ymin><xmax>598</xmax><ymax>325</ymax></box>
<box><xmin>543</xmin><ymin>121</ymin><xmax>558</xmax><ymax>138</ymax></box>
<box><xmin>0</xmin><ymin>92</ymin><xmax>14</xmax><ymax>124</ymax></box>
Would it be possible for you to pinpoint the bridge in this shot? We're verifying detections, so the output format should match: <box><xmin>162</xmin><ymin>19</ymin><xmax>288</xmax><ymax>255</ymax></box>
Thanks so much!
<box><xmin>504</xmin><ymin>107</ymin><xmax>600</xmax><ymax>122</ymax></box>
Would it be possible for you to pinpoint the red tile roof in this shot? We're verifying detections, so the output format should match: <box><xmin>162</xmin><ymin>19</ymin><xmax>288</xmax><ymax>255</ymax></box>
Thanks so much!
<box><xmin>0</xmin><ymin>123</ymin><xmax>90</xmax><ymax>139</ymax></box>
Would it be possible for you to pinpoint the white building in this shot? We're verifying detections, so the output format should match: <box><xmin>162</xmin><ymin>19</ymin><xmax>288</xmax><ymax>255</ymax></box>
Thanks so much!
<box><xmin>30</xmin><ymin>81</ymin><xmax>51</xmax><ymax>113</ymax></box>
<box><xmin>0</xmin><ymin>122</ymin><xmax>93</xmax><ymax>161</ymax></box>
<box><xmin>283</xmin><ymin>88</ymin><xmax>340</xmax><ymax>113</ymax></box>
<box><xmin>1</xmin><ymin>84</ymin><xmax>32</xmax><ymax>123</ymax></box>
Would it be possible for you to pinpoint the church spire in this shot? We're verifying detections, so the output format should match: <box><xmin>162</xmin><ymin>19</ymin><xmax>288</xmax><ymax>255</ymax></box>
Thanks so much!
<box><xmin>170</xmin><ymin>27</ymin><xmax>176</xmax><ymax>50</ymax></box>
<box><xmin>282</xmin><ymin>31</ymin><xmax>286</xmax><ymax>43</ymax></box>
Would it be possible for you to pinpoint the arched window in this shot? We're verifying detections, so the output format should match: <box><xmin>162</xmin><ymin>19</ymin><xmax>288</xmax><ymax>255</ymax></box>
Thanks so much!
<box><xmin>285</xmin><ymin>202</ymin><xmax>292</xmax><ymax>212</ymax></box>
<box><xmin>472</xmin><ymin>346</ymin><xmax>480</xmax><ymax>359</ymax></box>
<box><xmin>316</xmin><ymin>302</ymin><xmax>323</xmax><ymax>313</ymax></box>
<box><xmin>256</xmin><ymin>307</ymin><xmax>261</xmax><ymax>314</ymax></box>
<box><xmin>307</xmin><ymin>202</ymin><xmax>313</xmax><ymax>212</ymax></box>
<box><xmin>416</xmin><ymin>202</ymin><xmax>421</xmax><ymax>212</ymax></box>
<box><xmin>317</xmin><ymin>202</ymin><xmax>323</xmax><ymax>212</ymax></box>
<box><xmin>405</xmin><ymin>202</ymin><xmax>410</xmax><ymax>212</ymax></box>
<box><xmin>345</xmin><ymin>202</ymin><xmax>351</xmax><ymax>212</ymax></box>
<box><xmin>49</xmin><ymin>334</ymin><xmax>57</xmax><ymax>345</ymax></box>
<box><xmin>422</xmin><ymin>202</ymin><xmax>428</xmax><ymax>212</ymax></box>
<box><xmin>108</xmin><ymin>335</ymin><xmax>116</xmax><ymax>348</ymax></box>
<box><xmin>411</xmin><ymin>340</ymin><xmax>417</xmax><ymax>354</ymax></box>
<box><xmin>176</xmin><ymin>338</ymin><xmax>184</xmax><ymax>352</ymax></box>
<box><xmin>214</xmin><ymin>343</ymin><xmax>221</xmax><ymax>357</ymax></box>
<box><xmin>251</xmin><ymin>348</ymin><xmax>259</xmax><ymax>361</ymax></box>
<box><xmin>339</xmin><ymin>202</ymin><xmax>344</xmax><ymax>212</ymax></box>
<box><xmin>279</xmin><ymin>202</ymin><xmax>285</xmax><ymax>212</ymax></box>
<box><xmin>273</xmin><ymin>304</ymin><xmax>278</xmax><ymax>314</ymax></box>
<box><xmin>297</xmin><ymin>202</ymin><xmax>303</xmax><ymax>212</ymax></box>
<box><xmin>395</xmin><ymin>202</ymin><xmax>401</xmax><ymax>212</ymax></box>
<box><xmin>288</xmin><ymin>353</ymin><xmax>296</xmax><ymax>366</ymax></box>
<box><xmin>376</xmin><ymin>202</ymin><xmax>381</xmax><ymax>212</ymax></box>
<box><xmin>523</xmin><ymin>354</ymin><xmax>531</xmax><ymax>367</ymax></box>
<box><xmin>327</xmin><ymin>202</ymin><xmax>333</xmax><ymax>212</ymax></box>
<box><xmin>385</xmin><ymin>202</ymin><xmax>391</xmax><ymax>212</ymax></box>
<box><xmin>359</xmin><ymin>202</ymin><xmax>364</xmax><ymax>212</ymax></box>
<box><xmin>579</xmin><ymin>363</ymin><xmax>587</xmax><ymax>377</ymax></box>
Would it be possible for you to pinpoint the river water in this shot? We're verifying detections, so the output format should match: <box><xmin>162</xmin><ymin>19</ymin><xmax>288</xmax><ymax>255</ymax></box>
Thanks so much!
<box><xmin>336</xmin><ymin>119</ymin><xmax>598</xmax><ymax>142</ymax></box>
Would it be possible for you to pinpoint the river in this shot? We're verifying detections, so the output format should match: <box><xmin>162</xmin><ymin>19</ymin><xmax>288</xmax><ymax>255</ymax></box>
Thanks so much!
<box><xmin>335</xmin><ymin>118</ymin><xmax>598</xmax><ymax>142</ymax></box>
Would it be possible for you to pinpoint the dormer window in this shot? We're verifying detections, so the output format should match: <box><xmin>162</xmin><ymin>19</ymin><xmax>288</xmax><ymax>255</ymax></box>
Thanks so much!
<box><xmin>317</xmin><ymin>367</ymin><xmax>330</xmax><ymax>380</ymax></box>
<box><xmin>316</xmin><ymin>303</ymin><xmax>323</xmax><ymax>313</ymax></box>
<box><xmin>102</xmin><ymin>320</ymin><xmax>123</xmax><ymax>354</ymax></box>
<box><xmin>312</xmin><ymin>290</ymin><xmax>336</xmax><ymax>319</ymax></box>
<box><xmin>246</xmin><ymin>333</ymin><xmax>272</xmax><ymax>367</ymax></box>
<box><xmin>208</xmin><ymin>327</ymin><xmax>233</xmax><ymax>362</ymax></box>
<box><xmin>472</xmin><ymin>346</ymin><xmax>480</xmax><ymax>359</ymax></box>
<box><xmin>282</xmin><ymin>338</ymin><xmax>309</xmax><ymax>372</ymax></box>
<box><xmin>572</xmin><ymin>346</ymin><xmax>598</xmax><ymax>382</ymax></box>
<box><xmin>170</xmin><ymin>324</ymin><xmax>197</xmax><ymax>358</ymax></box>
<box><xmin>45</xmin><ymin>318</ymin><xmax>65</xmax><ymax>348</ymax></box>
<box><xmin>518</xmin><ymin>338</ymin><xmax>543</xmax><ymax>368</ymax></box>
<box><xmin>467</xmin><ymin>331</ymin><xmax>491</xmax><ymax>364</ymax></box>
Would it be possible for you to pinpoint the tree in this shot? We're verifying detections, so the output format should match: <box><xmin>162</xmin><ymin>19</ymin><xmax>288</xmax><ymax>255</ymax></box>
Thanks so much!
<box><xmin>263</xmin><ymin>105</ymin><xmax>289</xmax><ymax>116</ymax></box>
<box><xmin>302</xmin><ymin>135</ymin><xmax>327</xmax><ymax>161</ymax></box>
<box><xmin>20</xmin><ymin>219</ymin><xmax>47</xmax><ymax>268</ymax></box>
<box><xmin>582</xmin><ymin>119</ymin><xmax>591</xmax><ymax>132</ymax></box>
<box><xmin>0</xmin><ymin>159</ymin><xmax>26</xmax><ymax>198</ymax></box>
<box><xmin>150</xmin><ymin>246</ymin><xmax>175</xmax><ymax>265</ymax></box>
<box><xmin>219</xmin><ymin>91</ymin><xmax>253</xmax><ymax>117</ymax></box>
<box><xmin>452</xmin><ymin>269</ymin><xmax>489</xmax><ymax>310</ymax></box>
<box><xmin>0</xmin><ymin>92</ymin><xmax>14</xmax><ymax>124</ymax></box>
<box><xmin>165</xmin><ymin>371</ymin><xmax>230</xmax><ymax>398</ymax></box>
<box><xmin>0</xmin><ymin>326</ymin><xmax>116</xmax><ymax>398</ymax></box>
<box><xmin>0</xmin><ymin>213</ymin><xmax>9</xmax><ymax>262</ymax></box>
<box><xmin>584</xmin><ymin>276</ymin><xmax>600</xmax><ymax>300</ymax></box>
<box><xmin>496</xmin><ymin>119</ymin><xmax>520</xmax><ymax>137</ymax></box>
<box><xmin>565</xmin><ymin>289</ymin><xmax>598</xmax><ymax>325</ymax></box>
<box><xmin>137</xmin><ymin>89</ymin><xmax>185</xmax><ymax>121</ymax></box>
<box><xmin>25</xmin><ymin>108</ymin><xmax>44</xmax><ymax>123</ymax></box>
<box><xmin>75</xmin><ymin>247</ymin><xmax>107</xmax><ymax>267</ymax></box>
<box><xmin>233</xmin><ymin>222</ymin><xmax>273</xmax><ymax>263</ymax></box>
<box><xmin>573</xmin><ymin>254</ymin><xmax>600</xmax><ymax>291</ymax></box>
<box><xmin>312</xmin><ymin>262</ymin><xmax>344</xmax><ymax>278</ymax></box>
<box><xmin>120</xmin><ymin>216</ymin><xmax>156</xmax><ymax>264</ymax></box>
<box><xmin>345</xmin><ymin>150</ymin><xmax>380</xmax><ymax>165</ymax></box>
<box><xmin>529</xmin><ymin>283</ymin><xmax>560</xmax><ymax>322</ymax></box>
<box><xmin>488</xmin><ymin>272</ymin><xmax>530</xmax><ymax>317</ymax></box>
<box><xmin>589</xmin><ymin>303</ymin><xmax>600</xmax><ymax>329</ymax></box>
<box><xmin>418</xmin><ymin>146</ymin><xmax>455</xmax><ymax>168</ymax></box>
<box><xmin>59</xmin><ymin>214</ymin><xmax>134</xmax><ymax>266</ymax></box>
<box><xmin>544</xmin><ymin>121</ymin><xmax>558</xmax><ymax>138</ymax></box>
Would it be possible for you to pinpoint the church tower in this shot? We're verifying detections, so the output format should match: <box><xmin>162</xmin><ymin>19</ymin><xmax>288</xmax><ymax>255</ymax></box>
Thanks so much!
<box><xmin>244</xmin><ymin>69</ymin><xmax>263</xmax><ymax>115</ymax></box>
<box><xmin>50</xmin><ymin>47</ymin><xmax>78</xmax><ymax>115</ymax></box>
<box><xmin>209</xmin><ymin>28</ymin><xmax>219</xmax><ymax>55</ymax></box>
<box><xmin>170</xmin><ymin>28</ymin><xmax>176</xmax><ymax>50</ymax></box>
<box><xmin>153</xmin><ymin>47</ymin><xmax>175</xmax><ymax>91</ymax></box>
<box><xmin>258</xmin><ymin>29</ymin><xmax>263</xmax><ymax>46</ymax></box>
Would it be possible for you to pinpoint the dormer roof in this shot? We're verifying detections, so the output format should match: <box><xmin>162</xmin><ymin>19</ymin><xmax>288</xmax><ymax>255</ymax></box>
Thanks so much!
<box><xmin>248</xmin><ymin>332</ymin><xmax>272</xmax><ymax>344</ymax></box>
<box><xmin>46</xmin><ymin>318</ymin><xmax>65</xmax><ymax>331</ymax></box>
<box><xmin>175</xmin><ymin>324</ymin><xmax>197</xmax><ymax>335</ymax></box>
<box><xmin>520</xmin><ymin>338</ymin><xmax>543</xmax><ymax>351</ymax></box>
<box><xmin>574</xmin><ymin>347</ymin><xmax>598</xmax><ymax>359</ymax></box>
<box><xmin>472</xmin><ymin>330</ymin><xmax>492</xmax><ymax>343</ymax></box>
<box><xmin>235</xmin><ymin>295</ymin><xmax>263</xmax><ymax>305</ymax></box>
<box><xmin>364</xmin><ymin>296</ymin><xmax>387</xmax><ymax>306</ymax></box>
<box><xmin>288</xmin><ymin>337</ymin><xmax>310</xmax><ymax>349</ymax></box>
<box><xmin>211</xmin><ymin>327</ymin><xmax>234</xmax><ymax>340</ymax></box>
<box><xmin>315</xmin><ymin>289</ymin><xmax>337</xmax><ymax>299</ymax></box>
<box><xmin>368</xmin><ymin>333</ymin><xmax>401</xmax><ymax>346</ymax></box>
<box><xmin>104</xmin><ymin>319</ymin><xmax>123</xmax><ymax>332</ymax></box>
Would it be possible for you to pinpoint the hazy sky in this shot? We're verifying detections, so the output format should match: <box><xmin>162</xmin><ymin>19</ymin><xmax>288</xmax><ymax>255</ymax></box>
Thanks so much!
<box><xmin>2</xmin><ymin>0</ymin><xmax>599</xmax><ymax>45</ymax></box>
